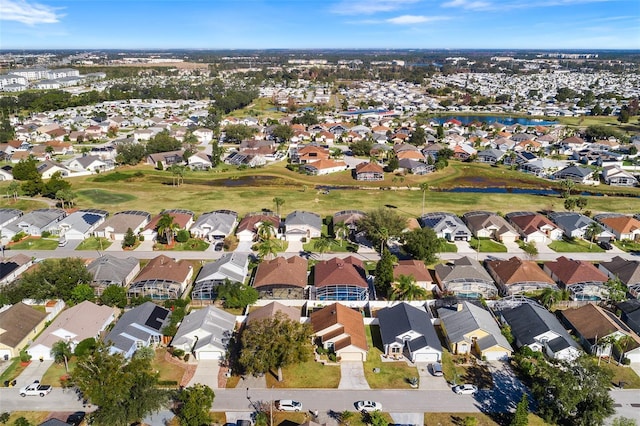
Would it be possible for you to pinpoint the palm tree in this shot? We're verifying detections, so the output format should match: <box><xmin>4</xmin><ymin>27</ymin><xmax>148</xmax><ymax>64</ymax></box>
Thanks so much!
<box><xmin>256</xmin><ymin>239</ymin><xmax>279</xmax><ymax>260</ymax></box>
<box><xmin>585</xmin><ymin>221</ymin><xmax>603</xmax><ymax>248</ymax></box>
<box><xmin>560</xmin><ymin>179</ymin><xmax>575</xmax><ymax>198</ymax></box>
<box><xmin>313</xmin><ymin>237</ymin><xmax>331</xmax><ymax>256</ymax></box>
<box><xmin>257</xmin><ymin>220</ymin><xmax>276</xmax><ymax>242</ymax></box>
<box><xmin>390</xmin><ymin>275</ymin><xmax>428</xmax><ymax>301</ymax></box>
<box><xmin>156</xmin><ymin>213</ymin><xmax>180</xmax><ymax>245</ymax></box>
<box><xmin>334</xmin><ymin>221</ymin><xmax>350</xmax><ymax>247</ymax></box>
<box><xmin>419</xmin><ymin>182</ymin><xmax>429</xmax><ymax>216</ymax></box>
<box><xmin>273</xmin><ymin>197</ymin><xmax>285</xmax><ymax>217</ymax></box>
<box><xmin>51</xmin><ymin>340</ymin><xmax>72</xmax><ymax>373</ymax></box>
<box><xmin>7</xmin><ymin>181</ymin><xmax>19</xmax><ymax>201</ymax></box>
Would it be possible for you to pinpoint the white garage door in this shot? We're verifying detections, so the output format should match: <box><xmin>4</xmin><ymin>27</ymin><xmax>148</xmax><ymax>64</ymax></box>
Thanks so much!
<box><xmin>625</xmin><ymin>352</ymin><xmax>640</xmax><ymax>364</ymax></box>
<box><xmin>197</xmin><ymin>351</ymin><xmax>223</xmax><ymax>361</ymax></box>
<box><xmin>413</xmin><ymin>352</ymin><xmax>439</xmax><ymax>363</ymax></box>
<box><xmin>483</xmin><ymin>351</ymin><xmax>510</xmax><ymax>361</ymax></box>
<box><xmin>339</xmin><ymin>352</ymin><xmax>364</xmax><ymax>362</ymax></box>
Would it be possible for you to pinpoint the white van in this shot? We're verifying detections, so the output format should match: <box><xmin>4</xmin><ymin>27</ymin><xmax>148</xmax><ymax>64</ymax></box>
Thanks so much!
<box><xmin>58</xmin><ymin>238</ymin><xmax>68</xmax><ymax>247</ymax></box>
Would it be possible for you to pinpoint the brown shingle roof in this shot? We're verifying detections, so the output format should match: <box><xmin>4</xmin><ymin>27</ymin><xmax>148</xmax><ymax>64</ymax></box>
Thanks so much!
<box><xmin>561</xmin><ymin>304</ymin><xmax>640</xmax><ymax>346</ymax></box>
<box><xmin>246</xmin><ymin>301</ymin><xmax>301</xmax><ymax>325</ymax></box>
<box><xmin>253</xmin><ymin>256</ymin><xmax>308</xmax><ymax>288</ymax></box>
<box><xmin>600</xmin><ymin>216</ymin><xmax>640</xmax><ymax>234</ymax></box>
<box><xmin>0</xmin><ymin>302</ymin><xmax>47</xmax><ymax>347</ymax></box>
<box><xmin>393</xmin><ymin>260</ymin><xmax>432</xmax><ymax>282</ymax></box>
<box><xmin>236</xmin><ymin>214</ymin><xmax>280</xmax><ymax>234</ymax></box>
<box><xmin>355</xmin><ymin>162</ymin><xmax>384</xmax><ymax>174</ymax></box>
<box><xmin>310</xmin><ymin>303</ymin><xmax>367</xmax><ymax>352</ymax></box>
<box><xmin>486</xmin><ymin>256</ymin><xmax>555</xmax><ymax>286</ymax></box>
<box><xmin>133</xmin><ymin>255</ymin><xmax>193</xmax><ymax>284</ymax></box>
<box><xmin>144</xmin><ymin>212</ymin><xmax>193</xmax><ymax>231</ymax></box>
<box><xmin>314</xmin><ymin>256</ymin><xmax>368</xmax><ymax>288</ymax></box>
<box><xmin>545</xmin><ymin>256</ymin><xmax>607</xmax><ymax>285</ymax></box>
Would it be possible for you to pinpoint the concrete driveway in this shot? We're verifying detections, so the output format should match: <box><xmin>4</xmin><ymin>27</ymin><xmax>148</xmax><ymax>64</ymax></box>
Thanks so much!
<box><xmin>338</xmin><ymin>361</ymin><xmax>369</xmax><ymax>389</ymax></box>
<box><xmin>15</xmin><ymin>359</ymin><xmax>54</xmax><ymax>388</ymax></box>
<box><xmin>187</xmin><ymin>360</ymin><xmax>220</xmax><ymax>388</ymax></box>
<box><xmin>416</xmin><ymin>363</ymin><xmax>450</xmax><ymax>390</ymax></box>
<box><xmin>390</xmin><ymin>412</ymin><xmax>424</xmax><ymax>426</ymax></box>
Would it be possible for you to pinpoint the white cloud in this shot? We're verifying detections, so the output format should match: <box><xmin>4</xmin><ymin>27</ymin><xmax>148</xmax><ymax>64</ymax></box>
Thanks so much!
<box><xmin>442</xmin><ymin>0</ymin><xmax>492</xmax><ymax>10</ymax></box>
<box><xmin>386</xmin><ymin>15</ymin><xmax>449</xmax><ymax>24</ymax></box>
<box><xmin>0</xmin><ymin>0</ymin><xmax>62</xmax><ymax>25</ymax></box>
<box><xmin>331</xmin><ymin>0</ymin><xmax>422</xmax><ymax>15</ymax></box>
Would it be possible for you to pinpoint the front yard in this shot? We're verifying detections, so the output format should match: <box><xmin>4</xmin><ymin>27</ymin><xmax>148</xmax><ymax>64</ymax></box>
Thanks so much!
<box><xmin>154</xmin><ymin>238</ymin><xmax>210</xmax><ymax>251</ymax></box>
<box><xmin>363</xmin><ymin>325</ymin><xmax>419</xmax><ymax>389</ymax></box>
<box><xmin>615</xmin><ymin>239</ymin><xmax>640</xmax><ymax>253</ymax></box>
<box><xmin>266</xmin><ymin>359</ymin><xmax>341</xmax><ymax>388</ymax></box>
<box><xmin>470</xmin><ymin>237</ymin><xmax>507</xmax><ymax>253</ymax></box>
<box><xmin>548</xmin><ymin>238</ymin><xmax>605</xmax><ymax>253</ymax></box>
<box><xmin>601</xmin><ymin>362</ymin><xmax>640</xmax><ymax>389</ymax></box>
<box><xmin>440</xmin><ymin>350</ymin><xmax>493</xmax><ymax>389</ymax></box>
<box><xmin>75</xmin><ymin>236</ymin><xmax>112</xmax><ymax>250</ymax></box>
<box><xmin>9</xmin><ymin>237</ymin><xmax>59</xmax><ymax>250</ymax></box>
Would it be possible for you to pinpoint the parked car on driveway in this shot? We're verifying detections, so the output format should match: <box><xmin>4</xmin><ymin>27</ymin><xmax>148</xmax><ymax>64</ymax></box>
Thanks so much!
<box><xmin>275</xmin><ymin>400</ymin><xmax>302</xmax><ymax>411</ymax></box>
<box><xmin>598</xmin><ymin>241</ymin><xmax>613</xmax><ymax>250</ymax></box>
<box><xmin>452</xmin><ymin>384</ymin><xmax>478</xmax><ymax>395</ymax></box>
<box><xmin>355</xmin><ymin>400</ymin><xmax>382</xmax><ymax>412</ymax></box>
<box><xmin>430</xmin><ymin>362</ymin><xmax>443</xmax><ymax>376</ymax></box>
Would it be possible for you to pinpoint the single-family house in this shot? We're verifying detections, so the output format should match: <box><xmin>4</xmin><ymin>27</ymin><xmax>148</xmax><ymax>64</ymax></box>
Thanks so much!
<box><xmin>0</xmin><ymin>254</ymin><xmax>33</xmax><ymax>286</ymax></box>
<box><xmin>37</xmin><ymin>161</ymin><xmax>70</xmax><ymax>179</ymax></box>
<box><xmin>397</xmin><ymin>158</ymin><xmax>434</xmax><ymax>175</ymax></box>
<box><xmin>67</xmin><ymin>155</ymin><xmax>112</xmax><ymax>173</ymax></box>
<box><xmin>354</xmin><ymin>162</ymin><xmax>384</xmax><ymax>181</ymax></box>
<box><xmin>543</xmin><ymin>256</ymin><xmax>609</xmax><ymax>301</ymax></box>
<box><xmin>86</xmin><ymin>255</ymin><xmax>140</xmax><ymax>296</ymax></box>
<box><xmin>486</xmin><ymin>256</ymin><xmax>557</xmax><ymax>295</ymax></box>
<box><xmin>333</xmin><ymin>210</ymin><xmax>365</xmax><ymax>236</ymax></box>
<box><xmin>127</xmin><ymin>255</ymin><xmax>194</xmax><ymax>300</ymax></box>
<box><xmin>548</xmin><ymin>211</ymin><xmax>614</xmax><ymax>241</ymax></box>
<box><xmin>303</xmin><ymin>159</ymin><xmax>347</xmax><ymax>176</ymax></box>
<box><xmin>499</xmin><ymin>302</ymin><xmax>580</xmax><ymax>361</ymax></box>
<box><xmin>246</xmin><ymin>301</ymin><xmax>301</xmax><ymax>325</ymax></box>
<box><xmin>147</xmin><ymin>150</ymin><xmax>185</xmax><ymax>169</ymax></box>
<box><xmin>313</xmin><ymin>256</ymin><xmax>369</xmax><ymax>301</ymax></box>
<box><xmin>599</xmin><ymin>256</ymin><xmax>640</xmax><ymax>299</ymax></box>
<box><xmin>551</xmin><ymin>165</ymin><xmax>595</xmax><ymax>184</ymax></box>
<box><xmin>310</xmin><ymin>303</ymin><xmax>368</xmax><ymax>361</ymax></box>
<box><xmin>253</xmin><ymin>256</ymin><xmax>308</xmax><ymax>299</ymax></box>
<box><xmin>559</xmin><ymin>304</ymin><xmax>640</xmax><ymax>362</ymax></box>
<box><xmin>104</xmin><ymin>301</ymin><xmax>170</xmax><ymax>359</ymax></box>
<box><xmin>462</xmin><ymin>211</ymin><xmax>519</xmax><ymax>243</ymax></box>
<box><xmin>617</xmin><ymin>300</ymin><xmax>640</xmax><ymax>335</ymax></box>
<box><xmin>191</xmin><ymin>253</ymin><xmax>250</xmax><ymax>300</ymax></box>
<box><xmin>4</xmin><ymin>208</ymin><xmax>66</xmax><ymax>239</ymax></box>
<box><xmin>377</xmin><ymin>302</ymin><xmax>441</xmax><ymax>362</ymax></box>
<box><xmin>193</xmin><ymin>128</ymin><xmax>214</xmax><ymax>144</ymax></box>
<box><xmin>55</xmin><ymin>209</ymin><xmax>109</xmax><ymax>240</ymax></box>
<box><xmin>187</xmin><ymin>152</ymin><xmax>212</xmax><ymax>170</ymax></box>
<box><xmin>506</xmin><ymin>211</ymin><xmax>563</xmax><ymax>243</ymax></box>
<box><xmin>141</xmin><ymin>209</ymin><xmax>195</xmax><ymax>242</ymax></box>
<box><xmin>602</xmin><ymin>165</ymin><xmax>638</xmax><ymax>187</ymax></box>
<box><xmin>28</xmin><ymin>301</ymin><xmax>117</xmax><ymax>361</ymax></box>
<box><xmin>94</xmin><ymin>210</ymin><xmax>151</xmax><ymax>241</ymax></box>
<box><xmin>295</xmin><ymin>145</ymin><xmax>330</xmax><ymax>164</ymax></box>
<box><xmin>171</xmin><ymin>305</ymin><xmax>236</xmax><ymax>361</ymax></box>
<box><xmin>393</xmin><ymin>260</ymin><xmax>433</xmax><ymax>291</ymax></box>
<box><xmin>190</xmin><ymin>210</ymin><xmax>238</xmax><ymax>242</ymax></box>
<box><xmin>434</xmin><ymin>256</ymin><xmax>499</xmax><ymax>298</ymax></box>
<box><xmin>596</xmin><ymin>215</ymin><xmax>640</xmax><ymax>241</ymax></box>
<box><xmin>235</xmin><ymin>212</ymin><xmax>280</xmax><ymax>242</ymax></box>
<box><xmin>476</xmin><ymin>149</ymin><xmax>505</xmax><ymax>165</ymax></box>
<box><xmin>438</xmin><ymin>301</ymin><xmax>513</xmax><ymax>361</ymax></box>
<box><xmin>284</xmin><ymin>211</ymin><xmax>322</xmax><ymax>241</ymax></box>
<box><xmin>419</xmin><ymin>212</ymin><xmax>472</xmax><ymax>242</ymax></box>
<box><xmin>0</xmin><ymin>302</ymin><xmax>48</xmax><ymax>360</ymax></box>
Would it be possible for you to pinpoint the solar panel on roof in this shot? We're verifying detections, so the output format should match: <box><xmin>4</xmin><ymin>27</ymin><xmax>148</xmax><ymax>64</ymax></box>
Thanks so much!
<box><xmin>145</xmin><ymin>306</ymin><xmax>169</xmax><ymax>330</ymax></box>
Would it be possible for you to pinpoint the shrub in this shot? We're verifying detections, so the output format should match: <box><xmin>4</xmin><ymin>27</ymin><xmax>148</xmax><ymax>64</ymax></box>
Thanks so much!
<box><xmin>12</xmin><ymin>232</ymin><xmax>26</xmax><ymax>243</ymax></box>
<box><xmin>316</xmin><ymin>347</ymin><xmax>327</xmax><ymax>355</ymax></box>
<box><xmin>74</xmin><ymin>338</ymin><xmax>96</xmax><ymax>357</ymax></box>
<box><xmin>171</xmin><ymin>348</ymin><xmax>185</xmax><ymax>358</ymax></box>
<box><xmin>176</xmin><ymin>229</ymin><xmax>190</xmax><ymax>243</ymax></box>
<box><xmin>41</xmin><ymin>231</ymin><xmax>52</xmax><ymax>238</ymax></box>
<box><xmin>328</xmin><ymin>353</ymin><xmax>337</xmax><ymax>362</ymax></box>
<box><xmin>158</xmin><ymin>380</ymin><xmax>179</xmax><ymax>387</ymax></box>
<box><xmin>183</xmin><ymin>353</ymin><xmax>190</xmax><ymax>362</ymax></box>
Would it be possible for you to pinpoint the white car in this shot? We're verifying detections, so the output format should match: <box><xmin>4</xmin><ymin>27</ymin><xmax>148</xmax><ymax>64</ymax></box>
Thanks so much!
<box><xmin>452</xmin><ymin>384</ymin><xmax>478</xmax><ymax>395</ymax></box>
<box><xmin>275</xmin><ymin>400</ymin><xmax>302</xmax><ymax>411</ymax></box>
<box><xmin>355</xmin><ymin>400</ymin><xmax>382</xmax><ymax>412</ymax></box>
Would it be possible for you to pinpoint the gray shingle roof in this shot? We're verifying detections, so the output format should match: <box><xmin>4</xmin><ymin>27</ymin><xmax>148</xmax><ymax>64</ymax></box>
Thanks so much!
<box><xmin>438</xmin><ymin>301</ymin><xmax>512</xmax><ymax>352</ymax></box>
<box><xmin>171</xmin><ymin>305</ymin><xmax>236</xmax><ymax>351</ymax></box>
<box><xmin>87</xmin><ymin>255</ymin><xmax>139</xmax><ymax>286</ymax></box>
<box><xmin>104</xmin><ymin>302</ymin><xmax>170</xmax><ymax>355</ymax></box>
<box><xmin>377</xmin><ymin>303</ymin><xmax>441</xmax><ymax>352</ymax></box>
<box><xmin>285</xmin><ymin>210</ymin><xmax>322</xmax><ymax>230</ymax></box>
<box><xmin>501</xmin><ymin>303</ymin><xmax>578</xmax><ymax>351</ymax></box>
<box><xmin>196</xmin><ymin>252</ymin><xmax>249</xmax><ymax>284</ymax></box>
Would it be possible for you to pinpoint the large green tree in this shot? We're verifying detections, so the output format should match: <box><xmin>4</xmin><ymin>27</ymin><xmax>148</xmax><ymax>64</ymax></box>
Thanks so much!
<box><xmin>402</xmin><ymin>226</ymin><xmax>439</xmax><ymax>263</ymax></box>
<box><xmin>374</xmin><ymin>248</ymin><xmax>396</xmax><ymax>297</ymax></box>
<box><xmin>216</xmin><ymin>280</ymin><xmax>259</xmax><ymax>309</ymax></box>
<box><xmin>224</xmin><ymin>124</ymin><xmax>257</xmax><ymax>144</ymax></box>
<box><xmin>72</xmin><ymin>341</ymin><xmax>169</xmax><ymax>426</ymax></box>
<box><xmin>357</xmin><ymin>208</ymin><xmax>407</xmax><ymax>253</ymax></box>
<box><xmin>240</xmin><ymin>312</ymin><xmax>313</xmax><ymax>381</ymax></box>
<box><xmin>271</xmin><ymin>124</ymin><xmax>294</xmax><ymax>143</ymax></box>
<box><xmin>390</xmin><ymin>274</ymin><xmax>428</xmax><ymax>301</ymax></box>
<box><xmin>146</xmin><ymin>131</ymin><xmax>182</xmax><ymax>154</ymax></box>
<box><xmin>176</xmin><ymin>384</ymin><xmax>215</xmax><ymax>426</ymax></box>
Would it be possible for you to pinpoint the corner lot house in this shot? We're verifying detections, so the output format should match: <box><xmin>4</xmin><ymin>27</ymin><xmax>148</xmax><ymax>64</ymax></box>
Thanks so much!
<box><xmin>0</xmin><ymin>302</ymin><xmax>48</xmax><ymax>360</ymax></box>
<box><xmin>104</xmin><ymin>301</ymin><xmax>170</xmax><ymax>359</ymax></box>
<box><xmin>311</xmin><ymin>303</ymin><xmax>368</xmax><ymax>361</ymax></box>
<box><xmin>438</xmin><ymin>301</ymin><xmax>512</xmax><ymax>361</ymax></box>
<box><xmin>377</xmin><ymin>302</ymin><xmax>442</xmax><ymax>362</ymax></box>
<box><xmin>171</xmin><ymin>305</ymin><xmax>236</xmax><ymax>360</ymax></box>
<box><xmin>28</xmin><ymin>301</ymin><xmax>117</xmax><ymax>361</ymax></box>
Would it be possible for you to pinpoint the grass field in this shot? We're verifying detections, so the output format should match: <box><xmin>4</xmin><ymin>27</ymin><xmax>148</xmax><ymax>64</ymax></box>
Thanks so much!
<box><xmin>548</xmin><ymin>238</ymin><xmax>605</xmax><ymax>253</ymax></box>
<box><xmin>75</xmin><ymin>236</ymin><xmax>112</xmax><ymax>251</ymax></box>
<box><xmin>470</xmin><ymin>237</ymin><xmax>507</xmax><ymax>253</ymax></box>
<box><xmin>9</xmin><ymin>237</ymin><xmax>59</xmax><ymax>250</ymax></box>
<box><xmin>266</xmin><ymin>359</ymin><xmax>341</xmax><ymax>388</ymax></box>
<box><xmin>1</xmin><ymin>162</ymin><xmax>640</xmax><ymax>219</ymax></box>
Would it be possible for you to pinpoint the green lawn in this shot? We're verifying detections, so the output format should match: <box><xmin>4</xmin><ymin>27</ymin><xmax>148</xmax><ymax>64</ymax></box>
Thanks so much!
<box><xmin>303</xmin><ymin>238</ymin><xmax>358</xmax><ymax>253</ymax></box>
<box><xmin>9</xmin><ymin>237</ymin><xmax>59</xmax><ymax>250</ymax></box>
<box><xmin>154</xmin><ymin>238</ymin><xmax>210</xmax><ymax>251</ymax></box>
<box><xmin>363</xmin><ymin>325</ymin><xmax>418</xmax><ymax>389</ymax></box>
<box><xmin>0</xmin><ymin>358</ymin><xmax>27</xmax><ymax>384</ymax></box>
<box><xmin>601</xmin><ymin>362</ymin><xmax>640</xmax><ymax>389</ymax></box>
<box><xmin>439</xmin><ymin>241</ymin><xmax>458</xmax><ymax>253</ymax></box>
<box><xmin>614</xmin><ymin>240</ymin><xmax>640</xmax><ymax>253</ymax></box>
<box><xmin>151</xmin><ymin>348</ymin><xmax>187</xmax><ymax>385</ymax></box>
<box><xmin>77</xmin><ymin>188</ymin><xmax>137</xmax><ymax>204</ymax></box>
<box><xmin>75</xmin><ymin>236</ymin><xmax>112</xmax><ymax>251</ymax></box>
<box><xmin>470</xmin><ymin>237</ymin><xmax>508</xmax><ymax>253</ymax></box>
<box><xmin>266</xmin><ymin>359</ymin><xmax>341</xmax><ymax>388</ymax></box>
<box><xmin>548</xmin><ymin>238</ymin><xmax>605</xmax><ymax>253</ymax></box>
<box><xmin>41</xmin><ymin>358</ymin><xmax>76</xmax><ymax>386</ymax></box>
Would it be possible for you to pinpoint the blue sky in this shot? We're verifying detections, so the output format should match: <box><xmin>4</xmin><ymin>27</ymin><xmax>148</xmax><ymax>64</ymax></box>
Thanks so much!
<box><xmin>1</xmin><ymin>0</ymin><xmax>639</xmax><ymax>50</ymax></box>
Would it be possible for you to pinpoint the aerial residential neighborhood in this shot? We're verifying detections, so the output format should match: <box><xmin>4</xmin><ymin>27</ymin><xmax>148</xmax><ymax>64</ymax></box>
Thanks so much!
<box><xmin>0</xmin><ymin>45</ymin><xmax>639</xmax><ymax>426</ymax></box>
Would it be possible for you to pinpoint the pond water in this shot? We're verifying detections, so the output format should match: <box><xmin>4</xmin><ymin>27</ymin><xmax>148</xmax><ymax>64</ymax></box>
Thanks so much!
<box><xmin>431</xmin><ymin>115</ymin><xmax>558</xmax><ymax>126</ymax></box>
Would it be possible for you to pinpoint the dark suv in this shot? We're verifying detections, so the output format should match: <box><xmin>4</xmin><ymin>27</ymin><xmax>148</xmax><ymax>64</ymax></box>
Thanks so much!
<box><xmin>598</xmin><ymin>241</ymin><xmax>613</xmax><ymax>250</ymax></box>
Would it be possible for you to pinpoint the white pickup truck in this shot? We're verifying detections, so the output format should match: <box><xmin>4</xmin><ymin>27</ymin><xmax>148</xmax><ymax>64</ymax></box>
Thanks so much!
<box><xmin>19</xmin><ymin>380</ymin><xmax>52</xmax><ymax>397</ymax></box>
